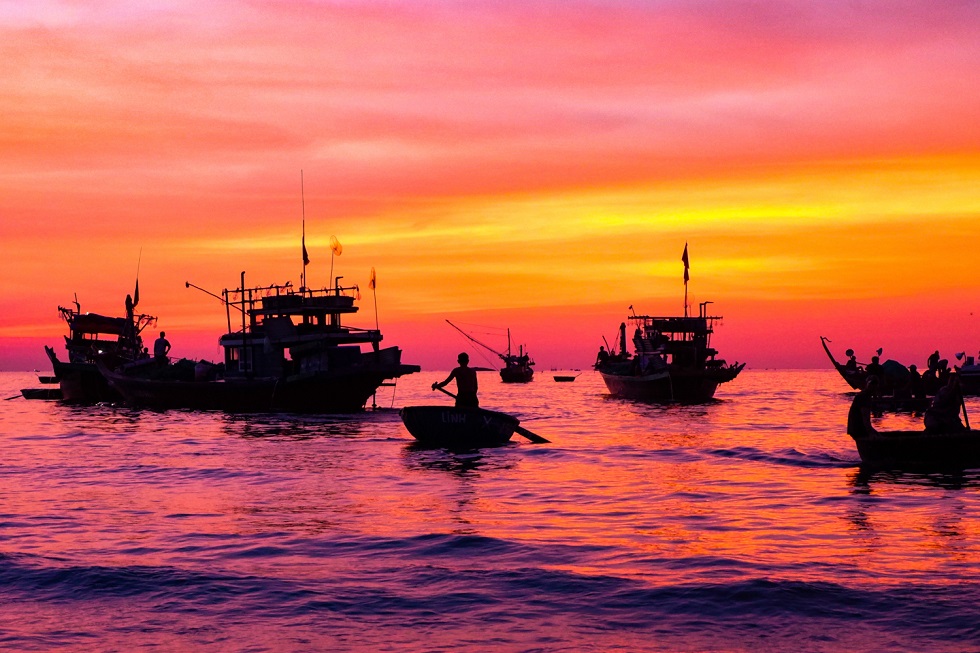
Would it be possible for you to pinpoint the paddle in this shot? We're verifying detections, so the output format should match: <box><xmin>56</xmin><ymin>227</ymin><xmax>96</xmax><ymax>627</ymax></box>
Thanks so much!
<box><xmin>432</xmin><ymin>385</ymin><xmax>550</xmax><ymax>444</ymax></box>
<box><xmin>963</xmin><ymin>396</ymin><xmax>971</xmax><ymax>431</ymax></box>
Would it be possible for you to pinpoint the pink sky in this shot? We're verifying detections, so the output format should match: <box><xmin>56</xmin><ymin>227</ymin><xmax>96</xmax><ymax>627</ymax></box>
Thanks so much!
<box><xmin>1</xmin><ymin>1</ymin><xmax>978</xmax><ymax>371</ymax></box>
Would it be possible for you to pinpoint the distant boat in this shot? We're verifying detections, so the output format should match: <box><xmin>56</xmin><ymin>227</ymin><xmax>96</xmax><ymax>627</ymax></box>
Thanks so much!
<box><xmin>595</xmin><ymin>301</ymin><xmax>744</xmax><ymax>403</ymax></box>
<box><xmin>101</xmin><ymin>274</ymin><xmax>420</xmax><ymax>413</ymax></box>
<box><xmin>446</xmin><ymin>321</ymin><xmax>534</xmax><ymax>383</ymax></box>
<box><xmin>20</xmin><ymin>387</ymin><xmax>63</xmax><ymax>400</ymax></box>
<box><xmin>553</xmin><ymin>372</ymin><xmax>580</xmax><ymax>382</ymax></box>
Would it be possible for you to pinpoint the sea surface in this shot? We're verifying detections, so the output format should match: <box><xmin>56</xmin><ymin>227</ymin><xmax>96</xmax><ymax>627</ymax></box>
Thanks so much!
<box><xmin>1</xmin><ymin>369</ymin><xmax>980</xmax><ymax>652</ymax></box>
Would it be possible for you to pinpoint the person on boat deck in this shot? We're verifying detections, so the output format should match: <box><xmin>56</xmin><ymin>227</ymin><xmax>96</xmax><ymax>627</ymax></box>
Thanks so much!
<box><xmin>595</xmin><ymin>346</ymin><xmax>610</xmax><ymax>367</ymax></box>
<box><xmin>928</xmin><ymin>350</ymin><xmax>941</xmax><ymax>372</ymax></box>
<box><xmin>433</xmin><ymin>352</ymin><xmax>479</xmax><ymax>408</ymax></box>
<box><xmin>844</xmin><ymin>353</ymin><xmax>858</xmax><ymax>372</ymax></box>
<box><xmin>847</xmin><ymin>377</ymin><xmax>879</xmax><ymax>439</ymax></box>
<box><xmin>153</xmin><ymin>331</ymin><xmax>171</xmax><ymax>360</ymax></box>
<box><xmin>924</xmin><ymin>374</ymin><xmax>966</xmax><ymax>434</ymax></box>
<box><xmin>865</xmin><ymin>355</ymin><xmax>883</xmax><ymax>382</ymax></box>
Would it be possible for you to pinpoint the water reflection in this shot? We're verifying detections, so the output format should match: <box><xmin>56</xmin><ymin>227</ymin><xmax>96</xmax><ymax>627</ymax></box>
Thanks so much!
<box><xmin>850</xmin><ymin>467</ymin><xmax>980</xmax><ymax>490</ymax></box>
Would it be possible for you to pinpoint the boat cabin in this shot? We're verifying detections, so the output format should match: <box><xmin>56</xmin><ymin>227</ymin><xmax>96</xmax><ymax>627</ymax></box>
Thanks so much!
<box><xmin>628</xmin><ymin>301</ymin><xmax>725</xmax><ymax>368</ymax></box>
<box><xmin>217</xmin><ymin>279</ymin><xmax>385</xmax><ymax>379</ymax></box>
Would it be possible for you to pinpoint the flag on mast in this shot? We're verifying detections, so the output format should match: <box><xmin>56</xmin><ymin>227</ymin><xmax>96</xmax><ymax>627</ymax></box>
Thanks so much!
<box><xmin>369</xmin><ymin>267</ymin><xmax>376</xmax><ymax>290</ymax></box>
<box><xmin>681</xmin><ymin>243</ymin><xmax>690</xmax><ymax>284</ymax></box>
<box><xmin>302</xmin><ymin>220</ymin><xmax>310</xmax><ymax>266</ymax></box>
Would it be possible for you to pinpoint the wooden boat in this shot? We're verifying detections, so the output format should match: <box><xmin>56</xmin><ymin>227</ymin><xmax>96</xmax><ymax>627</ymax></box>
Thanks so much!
<box><xmin>821</xmin><ymin>336</ymin><xmax>942</xmax><ymax>404</ymax></box>
<box><xmin>446</xmin><ymin>321</ymin><xmax>534</xmax><ymax>383</ymax></box>
<box><xmin>400</xmin><ymin>405</ymin><xmax>520</xmax><ymax>447</ymax></box>
<box><xmin>20</xmin><ymin>388</ymin><xmax>63</xmax><ymax>400</ymax></box>
<box><xmin>596</xmin><ymin>301</ymin><xmax>744</xmax><ymax>403</ymax></box>
<box><xmin>553</xmin><ymin>375</ymin><xmax>578</xmax><ymax>382</ymax></box>
<box><xmin>852</xmin><ymin>428</ymin><xmax>980</xmax><ymax>470</ymax></box>
<box><xmin>101</xmin><ymin>274</ymin><xmax>420</xmax><ymax>413</ymax></box>
<box><xmin>43</xmin><ymin>294</ymin><xmax>157</xmax><ymax>403</ymax></box>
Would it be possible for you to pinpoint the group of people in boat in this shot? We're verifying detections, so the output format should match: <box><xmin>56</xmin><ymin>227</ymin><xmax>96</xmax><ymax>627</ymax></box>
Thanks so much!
<box><xmin>845</xmin><ymin>348</ymin><xmax>958</xmax><ymax>400</ymax></box>
<box><xmin>849</xmin><ymin>369</ymin><xmax>969</xmax><ymax>438</ymax></box>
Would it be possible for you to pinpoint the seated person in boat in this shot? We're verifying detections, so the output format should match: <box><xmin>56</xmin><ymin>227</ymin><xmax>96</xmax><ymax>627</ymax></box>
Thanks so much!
<box><xmin>847</xmin><ymin>377</ymin><xmax>879</xmax><ymax>439</ymax></box>
<box><xmin>865</xmin><ymin>355</ymin><xmax>883</xmax><ymax>382</ymax></box>
<box><xmin>924</xmin><ymin>374</ymin><xmax>966</xmax><ymax>434</ymax></box>
<box><xmin>844</xmin><ymin>349</ymin><xmax>859</xmax><ymax>372</ymax></box>
<box><xmin>433</xmin><ymin>352</ymin><xmax>479</xmax><ymax>408</ymax></box>
<box><xmin>595</xmin><ymin>346</ymin><xmax>610</xmax><ymax>367</ymax></box>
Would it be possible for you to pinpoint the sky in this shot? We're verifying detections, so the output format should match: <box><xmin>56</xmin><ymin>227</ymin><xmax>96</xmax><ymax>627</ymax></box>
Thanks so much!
<box><xmin>1</xmin><ymin>0</ymin><xmax>978</xmax><ymax>372</ymax></box>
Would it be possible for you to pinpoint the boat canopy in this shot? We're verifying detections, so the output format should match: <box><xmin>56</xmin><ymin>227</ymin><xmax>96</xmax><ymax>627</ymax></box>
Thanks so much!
<box><xmin>68</xmin><ymin>313</ymin><xmax>129</xmax><ymax>336</ymax></box>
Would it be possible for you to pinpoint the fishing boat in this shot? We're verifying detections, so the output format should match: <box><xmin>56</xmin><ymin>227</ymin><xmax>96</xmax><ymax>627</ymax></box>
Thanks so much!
<box><xmin>19</xmin><ymin>388</ymin><xmax>63</xmax><ymax>400</ymax></box>
<box><xmin>400</xmin><ymin>406</ymin><xmax>520</xmax><ymax>448</ymax></box>
<box><xmin>100</xmin><ymin>274</ymin><xmax>420</xmax><ymax>413</ymax></box>
<box><xmin>821</xmin><ymin>336</ymin><xmax>941</xmax><ymax>402</ymax></box>
<box><xmin>595</xmin><ymin>301</ymin><xmax>744</xmax><ymax>403</ymax></box>
<box><xmin>851</xmin><ymin>428</ymin><xmax>980</xmax><ymax>470</ymax></box>
<box><xmin>43</xmin><ymin>294</ymin><xmax>157</xmax><ymax>403</ymax></box>
<box><xmin>446</xmin><ymin>321</ymin><xmax>535</xmax><ymax>383</ymax></box>
<box><xmin>955</xmin><ymin>354</ymin><xmax>980</xmax><ymax>396</ymax></box>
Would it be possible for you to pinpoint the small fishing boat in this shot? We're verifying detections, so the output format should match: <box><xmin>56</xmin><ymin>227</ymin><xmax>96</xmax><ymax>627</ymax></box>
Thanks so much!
<box><xmin>400</xmin><ymin>406</ymin><xmax>520</xmax><ymax>448</ymax></box>
<box><xmin>553</xmin><ymin>374</ymin><xmax>578</xmax><ymax>382</ymax></box>
<box><xmin>851</xmin><ymin>428</ymin><xmax>980</xmax><ymax>470</ymax></box>
<box><xmin>446</xmin><ymin>321</ymin><xmax>535</xmax><ymax>383</ymax></box>
<box><xmin>20</xmin><ymin>388</ymin><xmax>63</xmax><ymax>400</ymax></box>
<box><xmin>43</xmin><ymin>294</ymin><xmax>157</xmax><ymax>403</ymax></box>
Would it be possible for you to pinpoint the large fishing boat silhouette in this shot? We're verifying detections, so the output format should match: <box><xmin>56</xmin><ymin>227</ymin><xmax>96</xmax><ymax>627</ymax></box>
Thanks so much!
<box><xmin>445</xmin><ymin>320</ymin><xmax>535</xmax><ymax>383</ymax></box>
<box><xmin>100</xmin><ymin>268</ymin><xmax>420</xmax><ymax>413</ymax></box>
<box><xmin>594</xmin><ymin>244</ymin><xmax>744</xmax><ymax>403</ymax></box>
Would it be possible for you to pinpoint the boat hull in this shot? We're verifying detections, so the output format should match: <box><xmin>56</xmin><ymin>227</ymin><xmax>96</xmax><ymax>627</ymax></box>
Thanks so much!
<box><xmin>400</xmin><ymin>406</ymin><xmax>518</xmax><ymax>448</ymax></box>
<box><xmin>101</xmin><ymin>363</ymin><xmax>419</xmax><ymax>413</ymax></box>
<box><xmin>20</xmin><ymin>388</ymin><xmax>63</xmax><ymax>400</ymax></box>
<box><xmin>500</xmin><ymin>367</ymin><xmax>533</xmax><ymax>383</ymax></box>
<box><xmin>854</xmin><ymin>429</ymin><xmax>980</xmax><ymax>470</ymax></box>
<box><xmin>599</xmin><ymin>366</ymin><xmax>741</xmax><ymax>404</ymax></box>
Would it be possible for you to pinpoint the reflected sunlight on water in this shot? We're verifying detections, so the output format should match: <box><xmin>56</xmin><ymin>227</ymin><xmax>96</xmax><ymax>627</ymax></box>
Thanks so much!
<box><xmin>1</xmin><ymin>370</ymin><xmax>979</xmax><ymax>651</ymax></box>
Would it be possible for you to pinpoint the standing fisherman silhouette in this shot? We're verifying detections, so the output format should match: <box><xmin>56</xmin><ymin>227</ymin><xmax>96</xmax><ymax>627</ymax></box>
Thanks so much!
<box><xmin>433</xmin><ymin>352</ymin><xmax>479</xmax><ymax>408</ymax></box>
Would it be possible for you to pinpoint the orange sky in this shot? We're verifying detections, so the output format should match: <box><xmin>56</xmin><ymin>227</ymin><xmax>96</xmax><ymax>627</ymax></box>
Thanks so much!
<box><xmin>1</xmin><ymin>1</ymin><xmax>979</xmax><ymax>371</ymax></box>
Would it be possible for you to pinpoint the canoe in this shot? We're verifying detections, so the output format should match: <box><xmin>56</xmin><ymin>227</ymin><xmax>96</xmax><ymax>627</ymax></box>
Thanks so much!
<box><xmin>853</xmin><ymin>428</ymin><xmax>980</xmax><ymax>470</ymax></box>
<box><xmin>20</xmin><ymin>388</ymin><xmax>63</xmax><ymax>400</ymax></box>
<box><xmin>553</xmin><ymin>375</ymin><xmax>577</xmax><ymax>382</ymax></box>
<box><xmin>400</xmin><ymin>405</ymin><xmax>520</xmax><ymax>448</ymax></box>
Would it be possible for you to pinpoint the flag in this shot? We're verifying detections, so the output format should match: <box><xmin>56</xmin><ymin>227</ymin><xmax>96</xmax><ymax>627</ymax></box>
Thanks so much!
<box><xmin>681</xmin><ymin>243</ymin><xmax>690</xmax><ymax>283</ymax></box>
<box><xmin>302</xmin><ymin>220</ymin><xmax>310</xmax><ymax>266</ymax></box>
<box><xmin>133</xmin><ymin>278</ymin><xmax>140</xmax><ymax>307</ymax></box>
<box><xmin>330</xmin><ymin>235</ymin><xmax>343</xmax><ymax>256</ymax></box>
<box><xmin>369</xmin><ymin>267</ymin><xmax>376</xmax><ymax>290</ymax></box>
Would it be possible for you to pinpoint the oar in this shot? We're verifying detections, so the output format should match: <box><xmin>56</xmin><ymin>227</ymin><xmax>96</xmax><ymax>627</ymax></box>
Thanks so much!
<box><xmin>432</xmin><ymin>386</ymin><xmax>550</xmax><ymax>443</ymax></box>
<box><xmin>5</xmin><ymin>394</ymin><xmax>20</xmax><ymax>401</ymax></box>
<box><xmin>962</xmin><ymin>396</ymin><xmax>971</xmax><ymax>431</ymax></box>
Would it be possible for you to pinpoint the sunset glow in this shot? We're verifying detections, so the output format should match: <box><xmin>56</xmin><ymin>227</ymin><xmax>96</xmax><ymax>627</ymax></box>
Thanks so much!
<box><xmin>2</xmin><ymin>1</ymin><xmax>978</xmax><ymax>370</ymax></box>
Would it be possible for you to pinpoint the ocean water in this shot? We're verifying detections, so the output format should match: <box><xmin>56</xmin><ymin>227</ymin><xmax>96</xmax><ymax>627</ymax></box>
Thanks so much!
<box><xmin>1</xmin><ymin>369</ymin><xmax>980</xmax><ymax>652</ymax></box>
